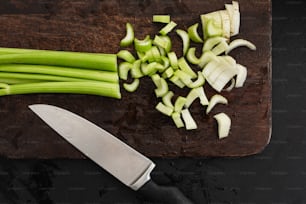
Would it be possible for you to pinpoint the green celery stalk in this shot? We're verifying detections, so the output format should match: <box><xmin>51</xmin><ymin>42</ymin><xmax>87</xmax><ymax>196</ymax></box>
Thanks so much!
<box><xmin>0</xmin><ymin>81</ymin><xmax>121</xmax><ymax>99</ymax></box>
<box><xmin>0</xmin><ymin>64</ymin><xmax>118</xmax><ymax>83</ymax></box>
<box><xmin>0</xmin><ymin>51</ymin><xmax>117</xmax><ymax>72</ymax></box>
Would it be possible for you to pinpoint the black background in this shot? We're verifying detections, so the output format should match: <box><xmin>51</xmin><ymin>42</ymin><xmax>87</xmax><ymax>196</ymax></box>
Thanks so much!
<box><xmin>0</xmin><ymin>0</ymin><xmax>305</xmax><ymax>203</ymax></box>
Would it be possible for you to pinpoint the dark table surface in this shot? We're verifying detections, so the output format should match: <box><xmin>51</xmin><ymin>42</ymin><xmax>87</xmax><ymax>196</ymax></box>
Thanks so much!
<box><xmin>0</xmin><ymin>0</ymin><xmax>305</xmax><ymax>203</ymax></box>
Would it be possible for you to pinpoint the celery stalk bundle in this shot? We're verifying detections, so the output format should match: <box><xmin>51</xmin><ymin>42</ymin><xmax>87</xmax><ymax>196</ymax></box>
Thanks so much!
<box><xmin>0</xmin><ymin>48</ymin><xmax>121</xmax><ymax>99</ymax></box>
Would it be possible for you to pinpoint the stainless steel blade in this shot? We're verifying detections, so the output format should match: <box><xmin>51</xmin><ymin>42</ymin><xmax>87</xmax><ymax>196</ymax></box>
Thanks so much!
<box><xmin>29</xmin><ymin>104</ymin><xmax>155</xmax><ymax>190</ymax></box>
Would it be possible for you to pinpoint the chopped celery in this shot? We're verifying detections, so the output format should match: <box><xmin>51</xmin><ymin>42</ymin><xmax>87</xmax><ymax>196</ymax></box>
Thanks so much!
<box><xmin>174</xmin><ymin>69</ymin><xmax>192</xmax><ymax>86</ymax></box>
<box><xmin>131</xmin><ymin>60</ymin><xmax>144</xmax><ymax>78</ymax></box>
<box><xmin>162</xmin><ymin>91</ymin><xmax>174</xmax><ymax>108</ymax></box>
<box><xmin>153</xmin><ymin>35</ymin><xmax>169</xmax><ymax>51</ymax></box>
<box><xmin>198</xmin><ymin>51</ymin><xmax>219</xmax><ymax>68</ymax></box>
<box><xmin>117</xmin><ymin>50</ymin><xmax>136</xmax><ymax>63</ymax></box>
<box><xmin>206</xmin><ymin>94</ymin><xmax>228</xmax><ymax>114</ymax></box>
<box><xmin>176</xmin><ymin>29</ymin><xmax>190</xmax><ymax>56</ymax></box>
<box><xmin>181</xmin><ymin>109</ymin><xmax>197</xmax><ymax>130</ymax></box>
<box><xmin>120</xmin><ymin>23</ymin><xmax>134</xmax><ymax>47</ymax></box>
<box><xmin>158</xmin><ymin>36</ymin><xmax>172</xmax><ymax>53</ymax></box>
<box><xmin>123</xmin><ymin>79</ymin><xmax>140</xmax><ymax>92</ymax></box>
<box><xmin>188</xmin><ymin>71</ymin><xmax>205</xmax><ymax>88</ymax></box>
<box><xmin>134</xmin><ymin>35</ymin><xmax>152</xmax><ymax>52</ymax></box>
<box><xmin>211</xmin><ymin>40</ymin><xmax>229</xmax><ymax>55</ymax></box>
<box><xmin>187</xmin><ymin>23</ymin><xmax>203</xmax><ymax>43</ymax></box>
<box><xmin>154</xmin><ymin>77</ymin><xmax>168</xmax><ymax>97</ymax></box>
<box><xmin>174</xmin><ymin>96</ymin><xmax>187</xmax><ymax>112</ymax></box>
<box><xmin>171</xmin><ymin>112</ymin><xmax>184</xmax><ymax>128</ymax></box>
<box><xmin>169</xmin><ymin>75</ymin><xmax>185</xmax><ymax>88</ymax></box>
<box><xmin>167</xmin><ymin>52</ymin><xmax>179</xmax><ymax>69</ymax></box>
<box><xmin>155</xmin><ymin>102</ymin><xmax>173</xmax><ymax>116</ymax></box>
<box><xmin>202</xmin><ymin>37</ymin><xmax>227</xmax><ymax>52</ymax></box>
<box><xmin>160</xmin><ymin>56</ymin><xmax>170</xmax><ymax>69</ymax></box>
<box><xmin>177</xmin><ymin>57</ymin><xmax>197</xmax><ymax>78</ymax></box>
<box><xmin>186</xmin><ymin>47</ymin><xmax>200</xmax><ymax>65</ymax></box>
<box><xmin>142</xmin><ymin>62</ymin><xmax>164</xmax><ymax>76</ymax></box>
<box><xmin>185</xmin><ymin>86</ymin><xmax>209</xmax><ymax>108</ymax></box>
<box><xmin>119</xmin><ymin>62</ymin><xmax>133</xmax><ymax>80</ymax></box>
<box><xmin>153</xmin><ymin>15</ymin><xmax>171</xmax><ymax>23</ymax></box>
<box><xmin>214</xmin><ymin>112</ymin><xmax>231</xmax><ymax>138</ymax></box>
<box><xmin>159</xmin><ymin>21</ymin><xmax>177</xmax><ymax>35</ymax></box>
<box><xmin>162</xmin><ymin>67</ymin><xmax>174</xmax><ymax>78</ymax></box>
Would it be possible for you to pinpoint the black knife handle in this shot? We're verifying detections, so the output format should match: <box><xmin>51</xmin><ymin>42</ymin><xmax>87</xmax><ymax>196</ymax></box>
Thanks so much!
<box><xmin>138</xmin><ymin>180</ymin><xmax>193</xmax><ymax>204</ymax></box>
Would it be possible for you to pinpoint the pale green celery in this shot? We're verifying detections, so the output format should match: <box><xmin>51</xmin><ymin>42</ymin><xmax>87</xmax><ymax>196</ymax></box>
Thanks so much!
<box><xmin>119</xmin><ymin>62</ymin><xmax>133</xmax><ymax>80</ymax></box>
<box><xmin>176</xmin><ymin>29</ymin><xmax>190</xmax><ymax>56</ymax></box>
<box><xmin>157</xmin><ymin>36</ymin><xmax>172</xmax><ymax>53</ymax></box>
<box><xmin>117</xmin><ymin>50</ymin><xmax>136</xmax><ymax>63</ymax></box>
<box><xmin>211</xmin><ymin>40</ymin><xmax>229</xmax><ymax>55</ymax></box>
<box><xmin>167</xmin><ymin>52</ymin><xmax>178</xmax><ymax>69</ymax></box>
<box><xmin>0</xmin><ymin>81</ymin><xmax>121</xmax><ymax>99</ymax></box>
<box><xmin>185</xmin><ymin>86</ymin><xmax>209</xmax><ymax>108</ymax></box>
<box><xmin>159</xmin><ymin>21</ymin><xmax>177</xmax><ymax>35</ymax></box>
<box><xmin>160</xmin><ymin>56</ymin><xmax>170</xmax><ymax>69</ymax></box>
<box><xmin>120</xmin><ymin>23</ymin><xmax>134</xmax><ymax>47</ymax></box>
<box><xmin>204</xmin><ymin>19</ymin><xmax>223</xmax><ymax>39</ymax></box>
<box><xmin>162</xmin><ymin>91</ymin><xmax>174</xmax><ymax>108</ymax></box>
<box><xmin>174</xmin><ymin>70</ymin><xmax>192</xmax><ymax>86</ymax></box>
<box><xmin>0</xmin><ymin>72</ymin><xmax>92</xmax><ymax>84</ymax></box>
<box><xmin>137</xmin><ymin>51</ymin><xmax>146</xmax><ymax>59</ymax></box>
<box><xmin>131</xmin><ymin>60</ymin><xmax>143</xmax><ymax>78</ymax></box>
<box><xmin>181</xmin><ymin>109</ymin><xmax>197</xmax><ymax>130</ymax></box>
<box><xmin>123</xmin><ymin>79</ymin><xmax>140</xmax><ymax>92</ymax></box>
<box><xmin>202</xmin><ymin>36</ymin><xmax>227</xmax><ymax>52</ymax></box>
<box><xmin>187</xmin><ymin>23</ymin><xmax>203</xmax><ymax>43</ymax></box>
<box><xmin>177</xmin><ymin>57</ymin><xmax>197</xmax><ymax>78</ymax></box>
<box><xmin>155</xmin><ymin>102</ymin><xmax>173</xmax><ymax>116</ymax></box>
<box><xmin>0</xmin><ymin>52</ymin><xmax>117</xmax><ymax>72</ymax></box>
<box><xmin>169</xmin><ymin>75</ymin><xmax>185</xmax><ymax>88</ymax></box>
<box><xmin>198</xmin><ymin>51</ymin><xmax>219</xmax><ymax>68</ymax></box>
<box><xmin>174</xmin><ymin>96</ymin><xmax>187</xmax><ymax>112</ymax></box>
<box><xmin>134</xmin><ymin>35</ymin><xmax>152</xmax><ymax>52</ymax></box>
<box><xmin>153</xmin><ymin>15</ymin><xmax>170</xmax><ymax>23</ymax></box>
<box><xmin>162</xmin><ymin>67</ymin><xmax>174</xmax><ymax>79</ymax></box>
<box><xmin>151</xmin><ymin>74</ymin><xmax>161</xmax><ymax>87</ymax></box>
<box><xmin>153</xmin><ymin>35</ymin><xmax>168</xmax><ymax>50</ymax></box>
<box><xmin>0</xmin><ymin>64</ymin><xmax>118</xmax><ymax>83</ymax></box>
<box><xmin>153</xmin><ymin>77</ymin><xmax>168</xmax><ymax>97</ymax></box>
<box><xmin>142</xmin><ymin>46</ymin><xmax>161</xmax><ymax>63</ymax></box>
<box><xmin>171</xmin><ymin>112</ymin><xmax>184</xmax><ymax>128</ymax></box>
<box><xmin>186</xmin><ymin>48</ymin><xmax>200</xmax><ymax>65</ymax></box>
<box><xmin>141</xmin><ymin>62</ymin><xmax>164</xmax><ymax>76</ymax></box>
<box><xmin>188</xmin><ymin>71</ymin><xmax>205</xmax><ymax>88</ymax></box>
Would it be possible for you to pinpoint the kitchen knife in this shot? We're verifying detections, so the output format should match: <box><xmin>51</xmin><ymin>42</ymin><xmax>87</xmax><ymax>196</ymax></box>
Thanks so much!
<box><xmin>29</xmin><ymin>104</ymin><xmax>193</xmax><ymax>204</ymax></box>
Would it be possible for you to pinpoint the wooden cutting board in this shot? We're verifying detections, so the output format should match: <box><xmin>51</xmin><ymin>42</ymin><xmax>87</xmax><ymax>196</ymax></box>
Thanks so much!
<box><xmin>0</xmin><ymin>0</ymin><xmax>271</xmax><ymax>158</ymax></box>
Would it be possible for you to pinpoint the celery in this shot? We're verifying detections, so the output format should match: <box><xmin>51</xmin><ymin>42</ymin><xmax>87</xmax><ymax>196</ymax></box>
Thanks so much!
<box><xmin>0</xmin><ymin>64</ymin><xmax>118</xmax><ymax>83</ymax></box>
<box><xmin>0</xmin><ymin>52</ymin><xmax>117</xmax><ymax>72</ymax></box>
<box><xmin>153</xmin><ymin>15</ymin><xmax>170</xmax><ymax>23</ymax></box>
<box><xmin>123</xmin><ymin>79</ymin><xmax>140</xmax><ymax>92</ymax></box>
<box><xmin>0</xmin><ymin>81</ymin><xmax>121</xmax><ymax>99</ymax></box>
<box><xmin>120</xmin><ymin>23</ymin><xmax>134</xmax><ymax>47</ymax></box>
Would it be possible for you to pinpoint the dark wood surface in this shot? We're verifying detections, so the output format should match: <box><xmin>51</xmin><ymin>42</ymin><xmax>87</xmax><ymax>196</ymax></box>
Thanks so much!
<box><xmin>0</xmin><ymin>0</ymin><xmax>271</xmax><ymax>158</ymax></box>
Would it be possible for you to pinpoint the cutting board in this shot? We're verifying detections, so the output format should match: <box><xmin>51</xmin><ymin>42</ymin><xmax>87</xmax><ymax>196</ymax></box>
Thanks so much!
<box><xmin>0</xmin><ymin>0</ymin><xmax>271</xmax><ymax>158</ymax></box>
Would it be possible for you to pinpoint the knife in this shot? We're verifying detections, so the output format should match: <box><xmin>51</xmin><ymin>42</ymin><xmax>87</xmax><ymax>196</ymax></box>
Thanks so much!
<box><xmin>29</xmin><ymin>104</ymin><xmax>193</xmax><ymax>204</ymax></box>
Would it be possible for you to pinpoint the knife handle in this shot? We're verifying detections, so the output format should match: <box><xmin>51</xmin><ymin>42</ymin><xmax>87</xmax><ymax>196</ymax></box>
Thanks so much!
<box><xmin>138</xmin><ymin>180</ymin><xmax>193</xmax><ymax>204</ymax></box>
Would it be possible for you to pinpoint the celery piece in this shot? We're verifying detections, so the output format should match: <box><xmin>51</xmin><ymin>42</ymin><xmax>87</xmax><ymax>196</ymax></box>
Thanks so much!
<box><xmin>187</xmin><ymin>23</ymin><xmax>203</xmax><ymax>43</ymax></box>
<box><xmin>153</xmin><ymin>15</ymin><xmax>170</xmax><ymax>23</ymax></box>
<box><xmin>169</xmin><ymin>75</ymin><xmax>185</xmax><ymax>88</ymax></box>
<box><xmin>153</xmin><ymin>35</ymin><xmax>168</xmax><ymax>50</ymax></box>
<box><xmin>151</xmin><ymin>74</ymin><xmax>161</xmax><ymax>87</ymax></box>
<box><xmin>176</xmin><ymin>29</ymin><xmax>190</xmax><ymax>56</ymax></box>
<box><xmin>131</xmin><ymin>60</ymin><xmax>143</xmax><ymax>78</ymax></box>
<box><xmin>162</xmin><ymin>91</ymin><xmax>174</xmax><ymax>108</ymax></box>
<box><xmin>174</xmin><ymin>96</ymin><xmax>187</xmax><ymax>112</ymax></box>
<box><xmin>142</xmin><ymin>62</ymin><xmax>164</xmax><ymax>76</ymax></box>
<box><xmin>198</xmin><ymin>51</ymin><xmax>219</xmax><ymax>68</ymax></box>
<box><xmin>0</xmin><ymin>81</ymin><xmax>121</xmax><ymax>99</ymax></box>
<box><xmin>159</xmin><ymin>21</ymin><xmax>177</xmax><ymax>35</ymax></box>
<box><xmin>155</xmin><ymin>102</ymin><xmax>173</xmax><ymax>116</ymax></box>
<box><xmin>211</xmin><ymin>40</ymin><xmax>229</xmax><ymax>55</ymax></box>
<box><xmin>154</xmin><ymin>77</ymin><xmax>168</xmax><ymax>97</ymax></box>
<box><xmin>0</xmin><ymin>64</ymin><xmax>119</xmax><ymax>83</ymax></box>
<box><xmin>181</xmin><ymin>109</ymin><xmax>197</xmax><ymax>130</ymax></box>
<box><xmin>117</xmin><ymin>50</ymin><xmax>136</xmax><ymax>63</ymax></box>
<box><xmin>185</xmin><ymin>86</ymin><xmax>209</xmax><ymax>108</ymax></box>
<box><xmin>186</xmin><ymin>47</ymin><xmax>200</xmax><ymax>65</ymax></box>
<box><xmin>174</xmin><ymin>70</ymin><xmax>192</xmax><ymax>86</ymax></box>
<box><xmin>0</xmin><ymin>52</ymin><xmax>117</xmax><ymax>72</ymax></box>
<box><xmin>171</xmin><ymin>112</ymin><xmax>184</xmax><ymax>128</ymax></box>
<box><xmin>177</xmin><ymin>57</ymin><xmax>197</xmax><ymax>78</ymax></box>
<box><xmin>120</xmin><ymin>23</ymin><xmax>134</xmax><ymax>47</ymax></box>
<box><xmin>167</xmin><ymin>52</ymin><xmax>178</xmax><ymax>69</ymax></box>
<box><xmin>160</xmin><ymin>56</ymin><xmax>170</xmax><ymax>69</ymax></box>
<box><xmin>134</xmin><ymin>35</ymin><xmax>152</xmax><ymax>52</ymax></box>
<box><xmin>123</xmin><ymin>79</ymin><xmax>140</xmax><ymax>92</ymax></box>
<box><xmin>204</xmin><ymin>18</ymin><xmax>223</xmax><ymax>39</ymax></box>
<box><xmin>162</xmin><ymin>67</ymin><xmax>174</xmax><ymax>79</ymax></box>
<box><xmin>119</xmin><ymin>62</ymin><xmax>133</xmax><ymax>80</ymax></box>
<box><xmin>0</xmin><ymin>78</ymin><xmax>41</xmax><ymax>84</ymax></box>
<box><xmin>214</xmin><ymin>112</ymin><xmax>231</xmax><ymax>139</ymax></box>
<box><xmin>188</xmin><ymin>71</ymin><xmax>205</xmax><ymax>88</ymax></box>
<box><xmin>206</xmin><ymin>94</ymin><xmax>228</xmax><ymax>114</ymax></box>
<box><xmin>158</xmin><ymin>35</ymin><xmax>172</xmax><ymax>53</ymax></box>
<box><xmin>202</xmin><ymin>36</ymin><xmax>227</xmax><ymax>52</ymax></box>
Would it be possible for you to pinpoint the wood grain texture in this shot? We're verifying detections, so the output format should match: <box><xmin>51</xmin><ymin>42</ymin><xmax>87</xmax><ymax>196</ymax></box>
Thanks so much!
<box><xmin>0</xmin><ymin>0</ymin><xmax>271</xmax><ymax>158</ymax></box>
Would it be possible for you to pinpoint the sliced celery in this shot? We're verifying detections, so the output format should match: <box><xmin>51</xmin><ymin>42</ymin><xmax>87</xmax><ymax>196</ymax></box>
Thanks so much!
<box><xmin>176</xmin><ymin>29</ymin><xmax>190</xmax><ymax>56</ymax></box>
<box><xmin>211</xmin><ymin>40</ymin><xmax>229</xmax><ymax>55</ymax></box>
<box><xmin>142</xmin><ymin>62</ymin><xmax>164</xmax><ymax>76</ymax></box>
<box><xmin>162</xmin><ymin>91</ymin><xmax>174</xmax><ymax>108</ymax></box>
<box><xmin>202</xmin><ymin>36</ymin><xmax>227</xmax><ymax>52</ymax></box>
<box><xmin>185</xmin><ymin>86</ymin><xmax>209</xmax><ymax>108</ymax></box>
<box><xmin>171</xmin><ymin>112</ymin><xmax>184</xmax><ymax>128</ymax></box>
<box><xmin>120</xmin><ymin>23</ymin><xmax>134</xmax><ymax>47</ymax></box>
<box><xmin>162</xmin><ymin>67</ymin><xmax>174</xmax><ymax>79</ymax></box>
<box><xmin>174</xmin><ymin>69</ymin><xmax>192</xmax><ymax>86</ymax></box>
<box><xmin>174</xmin><ymin>96</ymin><xmax>187</xmax><ymax>112</ymax></box>
<box><xmin>155</xmin><ymin>102</ymin><xmax>173</xmax><ymax>116</ymax></box>
<box><xmin>123</xmin><ymin>79</ymin><xmax>140</xmax><ymax>92</ymax></box>
<box><xmin>187</xmin><ymin>23</ymin><xmax>203</xmax><ymax>43</ymax></box>
<box><xmin>167</xmin><ymin>52</ymin><xmax>178</xmax><ymax>69</ymax></box>
<box><xmin>153</xmin><ymin>15</ymin><xmax>170</xmax><ymax>23</ymax></box>
<box><xmin>186</xmin><ymin>47</ymin><xmax>200</xmax><ymax>65</ymax></box>
<box><xmin>169</xmin><ymin>75</ymin><xmax>185</xmax><ymax>88</ymax></box>
<box><xmin>181</xmin><ymin>109</ymin><xmax>197</xmax><ymax>130</ymax></box>
<box><xmin>198</xmin><ymin>51</ymin><xmax>219</xmax><ymax>68</ymax></box>
<box><xmin>177</xmin><ymin>57</ymin><xmax>197</xmax><ymax>78</ymax></box>
<box><xmin>154</xmin><ymin>77</ymin><xmax>168</xmax><ymax>97</ymax></box>
<box><xmin>159</xmin><ymin>21</ymin><xmax>177</xmax><ymax>35</ymax></box>
<box><xmin>117</xmin><ymin>50</ymin><xmax>136</xmax><ymax>63</ymax></box>
<box><xmin>188</xmin><ymin>71</ymin><xmax>205</xmax><ymax>88</ymax></box>
<box><xmin>131</xmin><ymin>60</ymin><xmax>144</xmax><ymax>78</ymax></box>
<box><xmin>119</xmin><ymin>62</ymin><xmax>133</xmax><ymax>80</ymax></box>
<box><xmin>134</xmin><ymin>35</ymin><xmax>152</xmax><ymax>52</ymax></box>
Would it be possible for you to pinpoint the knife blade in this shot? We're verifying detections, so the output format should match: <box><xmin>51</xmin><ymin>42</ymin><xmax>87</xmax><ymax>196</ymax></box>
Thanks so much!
<box><xmin>29</xmin><ymin>104</ymin><xmax>193</xmax><ymax>204</ymax></box>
